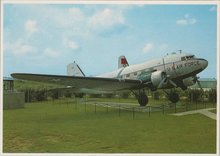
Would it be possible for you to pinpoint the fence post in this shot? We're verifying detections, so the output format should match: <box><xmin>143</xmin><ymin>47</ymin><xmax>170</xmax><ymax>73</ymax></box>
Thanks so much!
<box><xmin>133</xmin><ymin>107</ymin><xmax>135</xmax><ymax>119</ymax></box>
<box><xmin>174</xmin><ymin>103</ymin><xmax>177</xmax><ymax>113</ymax></box>
<box><xmin>163</xmin><ymin>104</ymin><xmax>165</xmax><ymax>114</ymax></box>
<box><xmin>75</xmin><ymin>101</ymin><xmax>77</xmax><ymax>111</ymax></box>
<box><xmin>196</xmin><ymin>100</ymin><xmax>197</xmax><ymax>110</ymax></box>
<box><xmin>118</xmin><ymin>105</ymin><xmax>121</xmax><ymax>117</ymax></box>
<box><xmin>84</xmin><ymin>103</ymin><xmax>86</xmax><ymax>112</ymax></box>
<box><xmin>148</xmin><ymin>106</ymin><xmax>151</xmax><ymax>117</ymax></box>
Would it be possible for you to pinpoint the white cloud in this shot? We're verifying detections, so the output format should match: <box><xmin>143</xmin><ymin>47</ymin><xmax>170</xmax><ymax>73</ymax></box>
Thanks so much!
<box><xmin>38</xmin><ymin>6</ymin><xmax>85</xmax><ymax>29</ymax></box>
<box><xmin>209</xmin><ymin>6</ymin><xmax>216</xmax><ymax>12</ymax></box>
<box><xmin>68</xmin><ymin>8</ymin><xmax>85</xmax><ymax>22</ymax></box>
<box><xmin>176</xmin><ymin>14</ymin><xmax>197</xmax><ymax>26</ymax></box>
<box><xmin>176</xmin><ymin>19</ymin><xmax>188</xmax><ymax>25</ymax></box>
<box><xmin>21</xmin><ymin>6</ymin><xmax>126</xmax><ymax>38</ymax></box>
<box><xmin>63</xmin><ymin>38</ymin><xmax>79</xmax><ymax>50</ymax></box>
<box><xmin>88</xmin><ymin>8</ymin><xmax>124</xmax><ymax>29</ymax></box>
<box><xmin>188</xmin><ymin>18</ymin><xmax>197</xmax><ymax>25</ymax></box>
<box><xmin>159</xmin><ymin>43</ymin><xmax>168</xmax><ymax>51</ymax></box>
<box><xmin>60</xmin><ymin>7</ymin><xmax>84</xmax><ymax>27</ymax></box>
<box><xmin>43</xmin><ymin>48</ymin><xmax>60</xmax><ymax>58</ymax></box>
<box><xmin>143</xmin><ymin>43</ymin><xmax>154</xmax><ymax>53</ymax></box>
<box><xmin>5</xmin><ymin>39</ymin><xmax>36</xmax><ymax>56</ymax></box>
<box><xmin>25</xmin><ymin>20</ymin><xmax>38</xmax><ymax>36</ymax></box>
<box><xmin>184</xmin><ymin>14</ymin><xmax>189</xmax><ymax>18</ymax></box>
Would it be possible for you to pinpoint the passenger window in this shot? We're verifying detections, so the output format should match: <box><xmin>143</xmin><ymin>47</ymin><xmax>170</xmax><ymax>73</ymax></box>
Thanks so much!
<box><xmin>181</xmin><ymin>57</ymin><xmax>186</xmax><ymax>61</ymax></box>
<box><xmin>189</xmin><ymin>55</ymin><xmax>195</xmax><ymax>59</ymax></box>
<box><xmin>134</xmin><ymin>72</ymin><xmax>137</xmax><ymax>76</ymax></box>
<box><xmin>126</xmin><ymin>74</ymin><xmax>130</xmax><ymax>77</ymax></box>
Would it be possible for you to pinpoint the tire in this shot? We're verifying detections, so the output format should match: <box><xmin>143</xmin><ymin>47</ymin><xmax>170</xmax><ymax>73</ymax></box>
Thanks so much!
<box><xmin>138</xmin><ymin>92</ymin><xmax>148</xmax><ymax>106</ymax></box>
<box><xmin>169</xmin><ymin>92</ymin><xmax>179</xmax><ymax>103</ymax></box>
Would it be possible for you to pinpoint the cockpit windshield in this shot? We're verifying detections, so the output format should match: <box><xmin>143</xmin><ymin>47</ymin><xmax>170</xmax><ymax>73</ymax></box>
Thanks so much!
<box><xmin>181</xmin><ymin>55</ymin><xmax>195</xmax><ymax>61</ymax></box>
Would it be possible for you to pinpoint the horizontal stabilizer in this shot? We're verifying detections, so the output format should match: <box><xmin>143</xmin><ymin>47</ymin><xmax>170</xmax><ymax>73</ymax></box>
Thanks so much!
<box><xmin>67</xmin><ymin>62</ymin><xmax>85</xmax><ymax>77</ymax></box>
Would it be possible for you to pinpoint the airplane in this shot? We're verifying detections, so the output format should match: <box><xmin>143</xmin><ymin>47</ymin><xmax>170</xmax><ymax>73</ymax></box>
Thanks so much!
<box><xmin>11</xmin><ymin>51</ymin><xmax>208</xmax><ymax>106</ymax></box>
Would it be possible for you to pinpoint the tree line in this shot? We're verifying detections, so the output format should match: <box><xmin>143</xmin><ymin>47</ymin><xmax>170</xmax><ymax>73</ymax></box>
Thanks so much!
<box><xmin>20</xmin><ymin>88</ymin><xmax>216</xmax><ymax>103</ymax></box>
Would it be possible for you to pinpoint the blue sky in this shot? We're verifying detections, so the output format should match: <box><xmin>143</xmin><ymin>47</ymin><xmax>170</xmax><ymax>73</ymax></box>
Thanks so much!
<box><xmin>3</xmin><ymin>4</ymin><xmax>217</xmax><ymax>78</ymax></box>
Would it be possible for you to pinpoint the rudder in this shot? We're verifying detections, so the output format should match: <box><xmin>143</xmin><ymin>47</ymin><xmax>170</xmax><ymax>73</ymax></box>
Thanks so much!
<box><xmin>118</xmin><ymin>55</ymin><xmax>129</xmax><ymax>68</ymax></box>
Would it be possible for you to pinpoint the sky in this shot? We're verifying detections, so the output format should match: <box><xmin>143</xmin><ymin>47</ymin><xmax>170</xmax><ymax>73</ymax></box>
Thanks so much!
<box><xmin>3</xmin><ymin>4</ymin><xmax>217</xmax><ymax>78</ymax></box>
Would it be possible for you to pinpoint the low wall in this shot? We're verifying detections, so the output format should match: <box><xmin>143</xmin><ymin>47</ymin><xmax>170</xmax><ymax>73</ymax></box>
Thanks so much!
<box><xmin>3</xmin><ymin>92</ymin><xmax>25</xmax><ymax>109</ymax></box>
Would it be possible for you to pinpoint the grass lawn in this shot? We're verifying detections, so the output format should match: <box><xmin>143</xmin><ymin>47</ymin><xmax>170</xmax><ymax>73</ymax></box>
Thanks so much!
<box><xmin>3</xmin><ymin>98</ymin><xmax>216</xmax><ymax>153</ymax></box>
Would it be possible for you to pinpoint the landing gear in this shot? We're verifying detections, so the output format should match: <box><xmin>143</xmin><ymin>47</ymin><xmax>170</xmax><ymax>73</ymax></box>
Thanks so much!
<box><xmin>137</xmin><ymin>90</ymin><xmax>148</xmax><ymax>106</ymax></box>
<box><xmin>131</xmin><ymin>89</ymin><xmax>148</xmax><ymax>106</ymax></box>
<box><xmin>75</xmin><ymin>93</ymin><xmax>84</xmax><ymax>98</ymax></box>
<box><xmin>169</xmin><ymin>92</ymin><xmax>179</xmax><ymax>103</ymax></box>
<box><xmin>164</xmin><ymin>90</ymin><xmax>180</xmax><ymax>103</ymax></box>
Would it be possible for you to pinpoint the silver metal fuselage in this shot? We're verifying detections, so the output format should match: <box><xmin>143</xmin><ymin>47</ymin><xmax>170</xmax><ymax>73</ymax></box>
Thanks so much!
<box><xmin>97</xmin><ymin>53</ymin><xmax>208</xmax><ymax>88</ymax></box>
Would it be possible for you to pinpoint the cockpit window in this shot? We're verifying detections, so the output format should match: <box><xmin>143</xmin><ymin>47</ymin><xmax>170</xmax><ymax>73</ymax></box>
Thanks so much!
<box><xmin>181</xmin><ymin>55</ymin><xmax>195</xmax><ymax>61</ymax></box>
<box><xmin>181</xmin><ymin>57</ymin><xmax>186</xmax><ymax>61</ymax></box>
<box><xmin>186</xmin><ymin>55</ymin><xmax>195</xmax><ymax>60</ymax></box>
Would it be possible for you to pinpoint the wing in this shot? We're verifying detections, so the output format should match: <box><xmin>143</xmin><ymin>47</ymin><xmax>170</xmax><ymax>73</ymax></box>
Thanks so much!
<box><xmin>11</xmin><ymin>73</ymin><xmax>144</xmax><ymax>92</ymax></box>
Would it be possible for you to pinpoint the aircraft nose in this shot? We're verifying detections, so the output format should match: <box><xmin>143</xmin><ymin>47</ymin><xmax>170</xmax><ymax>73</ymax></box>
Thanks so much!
<box><xmin>201</xmin><ymin>59</ymin><xmax>208</xmax><ymax>69</ymax></box>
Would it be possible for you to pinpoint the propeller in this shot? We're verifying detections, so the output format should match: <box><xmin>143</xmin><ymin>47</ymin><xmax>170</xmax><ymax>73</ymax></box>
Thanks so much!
<box><xmin>158</xmin><ymin>73</ymin><xmax>177</xmax><ymax>88</ymax></box>
<box><xmin>192</xmin><ymin>76</ymin><xmax>204</xmax><ymax>96</ymax></box>
<box><xmin>195</xmin><ymin>76</ymin><xmax>204</xmax><ymax>92</ymax></box>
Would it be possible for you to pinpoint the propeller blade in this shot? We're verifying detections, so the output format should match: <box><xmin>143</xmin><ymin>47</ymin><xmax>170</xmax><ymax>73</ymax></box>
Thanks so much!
<box><xmin>194</xmin><ymin>76</ymin><xmax>204</xmax><ymax>92</ymax></box>
<box><xmin>197</xmin><ymin>79</ymin><xmax>204</xmax><ymax>93</ymax></box>
<box><xmin>168</xmin><ymin>79</ymin><xmax>177</xmax><ymax>87</ymax></box>
<box><xmin>158</xmin><ymin>77</ymin><xmax>167</xmax><ymax>88</ymax></box>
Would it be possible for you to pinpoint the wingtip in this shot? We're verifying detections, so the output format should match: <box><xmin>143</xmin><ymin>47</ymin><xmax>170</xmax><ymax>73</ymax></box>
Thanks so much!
<box><xmin>10</xmin><ymin>73</ymin><xmax>16</xmax><ymax>78</ymax></box>
<box><xmin>10</xmin><ymin>73</ymin><xmax>25</xmax><ymax>79</ymax></box>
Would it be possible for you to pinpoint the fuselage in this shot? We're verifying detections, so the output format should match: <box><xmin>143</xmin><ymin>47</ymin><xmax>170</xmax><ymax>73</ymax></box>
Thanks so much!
<box><xmin>96</xmin><ymin>52</ymin><xmax>208</xmax><ymax>88</ymax></box>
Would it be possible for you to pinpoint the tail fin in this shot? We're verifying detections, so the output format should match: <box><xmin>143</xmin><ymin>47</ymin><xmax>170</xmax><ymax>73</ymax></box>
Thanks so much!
<box><xmin>67</xmin><ymin>61</ymin><xmax>85</xmax><ymax>77</ymax></box>
<box><xmin>118</xmin><ymin>55</ymin><xmax>129</xmax><ymax>68</ymax></box>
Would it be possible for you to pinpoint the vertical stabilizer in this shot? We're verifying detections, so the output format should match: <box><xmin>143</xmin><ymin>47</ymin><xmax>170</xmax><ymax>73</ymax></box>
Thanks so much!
<box><xmin>67</xmin><ymin>62</ymin><xmax>85</xmax><ymax>77</ymax></box>
<box><xmin>118</xmin><ymin>55</ymin><xmax>129</xmax><ymax>68</ymax></box>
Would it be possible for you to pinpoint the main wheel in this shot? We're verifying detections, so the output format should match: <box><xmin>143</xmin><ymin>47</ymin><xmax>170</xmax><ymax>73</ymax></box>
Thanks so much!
<box><xmin>138</xmin><ymin>92</ymin><xmax>148</xmax><ymax>106</ymax></box>
<box><xmin>169</xmin><ymin>92</ymin><xmax>179</xmax><ymax>103</ymax></box>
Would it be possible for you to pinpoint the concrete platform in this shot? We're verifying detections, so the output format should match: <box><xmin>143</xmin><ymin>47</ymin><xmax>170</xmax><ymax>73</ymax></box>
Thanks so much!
<box><xmin>85</xmin><ymin>101</ymin><xmax>163</xmax><ymax>112</ymax></box>
<box><xmin>171</xmin><ymin>108</ymin><xmax>216</xmax><ymax>120</ymax></box>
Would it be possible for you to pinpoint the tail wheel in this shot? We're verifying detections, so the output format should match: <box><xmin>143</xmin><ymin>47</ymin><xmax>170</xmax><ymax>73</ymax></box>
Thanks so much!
<box><xmin>138</xmin><ymin>92</ymin><xmax>148</xmax><ymax>106</ymax></box>
<box><xmin>169</xmin><ymin>92</ymin><xmax>179</xmax><ymax>103</ymax></box>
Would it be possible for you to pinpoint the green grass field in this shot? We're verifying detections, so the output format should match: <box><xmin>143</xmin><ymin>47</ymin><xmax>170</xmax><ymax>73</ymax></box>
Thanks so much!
<box><xmin>3</xmin><ymin>98</ymin><xmax>216</xmax><ymax>153</ymax></box>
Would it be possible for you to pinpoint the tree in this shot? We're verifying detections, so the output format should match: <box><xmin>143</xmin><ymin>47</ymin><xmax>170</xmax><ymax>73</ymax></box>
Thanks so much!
<box><xmin>120</xmin><ymin>92</ymin><xmax>130</xmax><ymax>99</ymax></box>
<box><xmin>104</xmin><ymin>94</ymin><xmax>114</xmax><ymax>98</ymax></box>
<box><xmin>208</xmin><ymin>89</ymin><xmax>216</xmax><ymax>103</ymax></box>
<box><xmin>35</xmin><ymin>89</ymin><xmax>47</xmax><ymax>101</ymax></box>
<box><xmin>89</xmin><ymin>94</ymin><xmax>102</xmax><ymax>98</ymax></box>
<box><xmin>64</xmin><ymin>91</ymin><xmax>72</xmax><ymax>98</ymax></box>
<box><xmin>188</xmin><ymin>89</ymin><xmax>202</xmax><ymax>102</ymax></box>
<box><xmin>51</xmin><ymin>89</ymin><xmax>60</xmax><ymax>99</ymax></box>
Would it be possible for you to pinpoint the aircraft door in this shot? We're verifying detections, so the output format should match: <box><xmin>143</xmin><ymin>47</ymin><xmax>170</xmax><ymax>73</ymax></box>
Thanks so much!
<box><xmin>174</xmin><ymin>60</ymin><xmax>184</xmax><ymax>76</ymax></box>
<box><xmin>163</xmin><ymin>58</ymin><xmax>177</xmax><ymax>77</ymax></box>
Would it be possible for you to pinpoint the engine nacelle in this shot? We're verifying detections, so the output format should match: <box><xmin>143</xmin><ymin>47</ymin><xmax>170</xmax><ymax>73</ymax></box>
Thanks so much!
<box><xmin>151</xmin><ymin>71</ymin><xmax>166</xmax><ymax>88</ymax></box>
<box><xmin>182</xmin><ymin>77</ymin><xmax>196</xmax><ymax>87</ymax></box>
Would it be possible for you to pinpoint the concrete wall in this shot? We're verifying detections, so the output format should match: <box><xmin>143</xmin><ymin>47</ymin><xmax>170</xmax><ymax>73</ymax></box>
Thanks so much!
<box><xmin>3</xmin><ymin>92</ymin><xmax>25</xmax><ymax>109</ymax></box>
